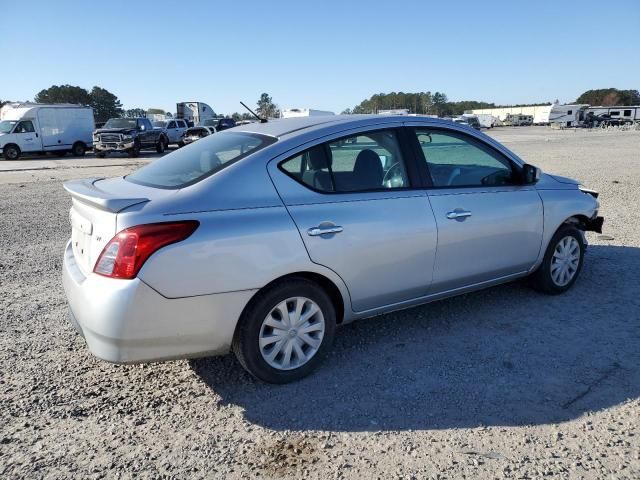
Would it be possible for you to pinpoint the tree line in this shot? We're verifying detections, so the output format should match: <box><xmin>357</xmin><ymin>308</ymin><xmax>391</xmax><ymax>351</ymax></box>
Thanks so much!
<box><xmin>2</xmin><ymin>87</ymin><xmax>636</xmax><ymax>123</ymax></box>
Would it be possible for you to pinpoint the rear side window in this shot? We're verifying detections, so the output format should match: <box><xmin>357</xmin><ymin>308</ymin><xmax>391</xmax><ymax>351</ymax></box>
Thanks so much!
<box><xmin>280</xmin><ymin>129</ymin><xmax>409</xmax><ymax>193</ymax></box>
<box><xmin>126</xmin><ymin>131</ymin><xmax>276</xmax><ymax>188</ymax></box>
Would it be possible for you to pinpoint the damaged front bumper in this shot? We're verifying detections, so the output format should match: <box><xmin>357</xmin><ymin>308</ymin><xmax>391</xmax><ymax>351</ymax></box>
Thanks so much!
<box><xmin>584</xmin><ymin>215</ymin><xmax>604</xmax><ymax>234</ymax></box>
<box><xmin>94</xmin><ymin>141</ymin><xmax>135</xmax><ymax>152</ymax></box>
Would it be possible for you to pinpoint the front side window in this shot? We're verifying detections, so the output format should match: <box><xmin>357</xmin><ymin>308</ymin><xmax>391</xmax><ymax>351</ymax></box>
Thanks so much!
<box><xmin>14</xmin><ymin>121</ymin><xmax>35</xmax><ymax>133</ymax></box>
<box><xmin>0</xmin><ymin>120</ymin><xmax>16</xmax><ymax>133</ymax></box>
<box><xmin>167</xmin><ymin>121</ymin><xmax>176</xmax><ymax>129</ymax></box>
<box><xmin>127</xmin><ymin>131</ymin><xmax>276</xmax><ymax>188</ymax></box>
<box><xmin>415</xmin><ymin>129</ymin><xmax>516</xmax><ymax>187</ymax></box>
<box><xmin>280</xmin><ymin>129</ymin><xmax>409</xmax><ymax>193</ymax></box>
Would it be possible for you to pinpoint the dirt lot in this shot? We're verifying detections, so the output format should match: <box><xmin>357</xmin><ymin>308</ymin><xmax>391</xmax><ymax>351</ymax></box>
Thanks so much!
<box><xmin>1</xmin><ymin>127</ymin><xmax>639</xmax><ymax>479</ymax></box>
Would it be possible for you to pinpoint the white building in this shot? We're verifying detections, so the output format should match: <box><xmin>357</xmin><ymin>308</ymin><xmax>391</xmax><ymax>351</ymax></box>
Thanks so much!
<box><xmin>281</xmin><ymin>108</ymin><xmax>335</xmax><ymax>118</ymax></box>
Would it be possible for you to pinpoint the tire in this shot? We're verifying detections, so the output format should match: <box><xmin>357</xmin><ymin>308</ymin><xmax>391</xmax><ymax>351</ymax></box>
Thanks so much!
<box><xmin>530</xmin><ymin>224</ymin><xmax>585</xmax><ymax>294</ymax></box>
<box><xmin>233</xmin><ymin>278</ymin><xmax>336</xmax><ymax>383</ymax></box>
<box><xmin>178</xmin><ymin>141</ymin><xmax>185</xmax><ymax>148</ymax></box>
<box><xmin>156</xmin><ymin>136</ymin><xmax>166</xmax><ymax>154</ymax></box>
<box><xmin>3</xmin><ymin>144</ymin><xmax>20</xmax><ymax>160</ymax></box>
<box><xmin>72</xmin><ymin>142</ymin><xmax>86</xmax><ymax>156</ymax></box>
<box><xmin>128</xmin><ymin>142</ymin><xmax>140</xmax><ymax>158</ymax></box>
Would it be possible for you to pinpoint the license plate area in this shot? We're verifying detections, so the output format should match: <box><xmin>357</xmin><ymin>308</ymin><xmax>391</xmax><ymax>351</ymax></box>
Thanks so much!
<box><xmin>70</xmin><ymin>209</ymin><xmax>93</xmax><ymax>271</ymax></box>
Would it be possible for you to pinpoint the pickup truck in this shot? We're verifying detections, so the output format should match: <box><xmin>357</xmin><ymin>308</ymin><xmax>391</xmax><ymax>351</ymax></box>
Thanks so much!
<box><xmin>152</xmin><ymin>118</ymin><xmax>189</xmax><ymax>147</ymax></box>
<box><xmin>93</xmin><ymin>117</ymin><xmax>168</xmax><ymax>157</ymax></box>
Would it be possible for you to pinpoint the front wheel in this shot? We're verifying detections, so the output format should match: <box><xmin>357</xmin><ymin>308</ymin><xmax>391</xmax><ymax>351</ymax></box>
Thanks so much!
<box><xmin>3</xmin><ymin>144</ymin><xmax>20</xmax><ymax>160</ymax></box>
<box><xmin>232</xmin><ymin>278</ymin><xmax>336</xmax><ymax>383</ymax></box>
<box><xmin>128</xmin><ymin>142</ymin><xmax>140</xmax><ymax>158</ymax></box>
<box><xmin>530</xmin><ymin>225</ymin><xmax>585</xmax><ymax>294</ymax></box>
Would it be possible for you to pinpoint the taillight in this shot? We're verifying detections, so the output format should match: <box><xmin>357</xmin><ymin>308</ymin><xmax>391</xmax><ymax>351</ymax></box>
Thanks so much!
<box><xmin>94</xmin><ymin>221</ymin><xmax>199</xmax><ymax>279</ymax></box>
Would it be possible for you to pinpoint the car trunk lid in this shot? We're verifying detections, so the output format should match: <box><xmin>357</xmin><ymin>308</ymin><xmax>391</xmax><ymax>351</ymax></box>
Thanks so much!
<box><xmin>63</xmin><ymin>177</ymin><xmax>167</xmax><ymax>275</ymax></box>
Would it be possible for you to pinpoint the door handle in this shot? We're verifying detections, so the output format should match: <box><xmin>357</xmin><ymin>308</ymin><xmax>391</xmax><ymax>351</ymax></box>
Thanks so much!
<box><xmin>308</xmin><ymin>225</ymin><xmax>343</xmax><ymax>236</ymax></box>
<box><xmin>446</xmin><ymin>210</ymin><xmax>472</xmax><ymax>219</ymax></box>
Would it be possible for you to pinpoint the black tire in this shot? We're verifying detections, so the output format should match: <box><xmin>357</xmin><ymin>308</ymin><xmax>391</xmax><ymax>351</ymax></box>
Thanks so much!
<box><xmin>233</xmin><ymin>278</ymin><xmax>336</xmax><ymax>383</ymax></box>
<box><xmin>178</xmin><ymin>141</ymin><xmax>185</xmax><ymax>148</ymax></box>
<box><xmin>3</xmin><ymin>144</ymin><xmax>20</xmax><ymax>160</ymax></box>
<box><xmin>72</xmin><ymin>142</ymin><xmax>86</xmax><ymax>156</ymax></box>
<box><xmin>156</xmin><ymin>136</ymin><xmax>167</xmax><ymax>154</ymax></box>
<box><xmin>530</xmin><ymin>224</ymin><xmax>585</xmax><ymax>294</ymax></box>
<box><xmin>128</xmin><ymin>142</ymin><xmax>140</xmax><ymax>158</ymax></box>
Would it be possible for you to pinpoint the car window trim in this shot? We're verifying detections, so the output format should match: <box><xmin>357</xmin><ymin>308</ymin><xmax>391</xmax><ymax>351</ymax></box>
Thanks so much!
<box><xmin>406</xmin><ymin>126</ymin><xmax>524</xmax><ymax>190</ymax></box>
<box><xmin>276</xmin><ymin>127</ymin><xmax>423</xmax><ymax>195</ymax></box>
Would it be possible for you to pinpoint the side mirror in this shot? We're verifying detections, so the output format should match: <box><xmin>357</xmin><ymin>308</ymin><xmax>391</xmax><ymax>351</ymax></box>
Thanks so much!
<box><xmin>522</xmin><ymin>163</ymin><xmax>541</xmax><ymax>184</ymax></box>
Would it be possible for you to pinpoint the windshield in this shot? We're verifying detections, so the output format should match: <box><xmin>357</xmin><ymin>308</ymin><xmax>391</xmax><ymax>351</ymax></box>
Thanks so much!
<box><xmin>126</xmin><ymin>131</ymin><xmax>277</xmax><ymax>188</ymax></box>
<box><xmin>0</xmin><ymin>120</ymin><xmax>17</xmax><ymax>134</ymax></box>
<box><xmin>104</xmin><ymin>118</ymin><xmax>137</xmax><ymax>129</ymax></box>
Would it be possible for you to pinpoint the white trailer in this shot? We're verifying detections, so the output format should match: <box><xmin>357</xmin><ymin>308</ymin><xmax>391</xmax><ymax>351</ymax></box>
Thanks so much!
<box><xmin>176</xmin><ymin>102</ymin><xmax>216</xmax><ymax>126</ymax></box>
<box><xmin>0</xmin><ymin>103</ymin><xmax>94</xmax><ymax>160</ymax></box>
<box><xmin>462</xmin><ymin>113</ymin><xmax>496</xmax><ymax>128</ymax></box>
<box><xmin>281</xmin><ymin>108</ymin><xmax>335</xmax><ymax>118</ymax></box>
<box><xmin>548</xmin><ymin>104</ymin><xmax>589</xmax><ymax>128</ymax></box>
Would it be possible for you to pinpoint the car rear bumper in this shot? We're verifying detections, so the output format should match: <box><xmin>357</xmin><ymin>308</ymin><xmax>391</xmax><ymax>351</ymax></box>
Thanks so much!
<box><xmin>62</xmin><ymin>240</ymin><xmax>256</xmax><ymax>363</ymax></box>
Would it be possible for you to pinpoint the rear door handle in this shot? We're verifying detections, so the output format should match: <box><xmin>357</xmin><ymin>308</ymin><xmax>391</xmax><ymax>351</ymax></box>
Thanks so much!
<box><xmin>446</xmin><ymin>210</ymin><xmax>472</xmax><ymax>219</ymax></box>
<box><xmin>308</xmin><ymin>225</ymin><xmax>343</xmax><ymax>236</ymax></box>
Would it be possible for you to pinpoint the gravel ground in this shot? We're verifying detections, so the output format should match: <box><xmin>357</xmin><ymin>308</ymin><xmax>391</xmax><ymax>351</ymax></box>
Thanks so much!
<box><xmin>1</xmin><ymin>127</ymin><xmax>639</xmax><ymax>479</ymax></box>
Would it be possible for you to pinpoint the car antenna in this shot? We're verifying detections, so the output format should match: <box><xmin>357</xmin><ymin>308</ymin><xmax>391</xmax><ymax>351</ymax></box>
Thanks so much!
<box><xmin>240</xmin><ymin>101</ymin><xmax>268</xmax><ymax>123</ymax></box>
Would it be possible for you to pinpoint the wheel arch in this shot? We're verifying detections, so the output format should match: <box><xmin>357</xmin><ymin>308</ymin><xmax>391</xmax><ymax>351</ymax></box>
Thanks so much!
<box><xmin>242</xmin><ymin>271</ymin><xmax>348</xmax><ymax>326</ymax></box>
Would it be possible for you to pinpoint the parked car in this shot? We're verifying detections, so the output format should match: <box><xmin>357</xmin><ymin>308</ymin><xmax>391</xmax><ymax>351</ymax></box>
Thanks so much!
<box><xmin>93</xmin><ymin>117</ymin><xmax>168</xmax><ymax>157</ymax></box>
<box><xmin>0</xmin><ymin>103</ymin><xmax>94</xmax><ymax>160</ymax></box>
<box><xmin>153</xmin><ymin>118</ymin><xmax>189</xmax><ymax>147</ymax></box>
<box><xmin>200</xmin><ymin>117</ymin><xmax>236</xmax><ymax>131</ymax></box>
<box><xmin>182</xmin><ymin>126</ymin><xmax>216</xmax><ymax>145</ymax></box>
<box><xmin>62</xmin><ymin>115</ymin><xmax>603</xmax><ymax>383</ymax></box>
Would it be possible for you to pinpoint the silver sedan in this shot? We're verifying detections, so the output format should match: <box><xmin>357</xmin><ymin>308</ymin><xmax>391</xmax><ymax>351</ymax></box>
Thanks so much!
<box><xmin>62</xmin><ymin>115</ymin><xmax>604</xmax><ymax>383</ymax></box>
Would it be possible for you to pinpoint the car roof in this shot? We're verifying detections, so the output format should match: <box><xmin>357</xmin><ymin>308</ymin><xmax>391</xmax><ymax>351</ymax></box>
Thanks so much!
<box><xmin>232</xmin><ymin>114</ymin><xmax>466</xmax><ymax>139</ymax></box>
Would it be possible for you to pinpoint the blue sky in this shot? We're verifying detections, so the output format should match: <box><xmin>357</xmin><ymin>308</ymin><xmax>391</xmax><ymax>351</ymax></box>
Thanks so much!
<box><xmin>2</xmin><ymin>0</ymin><xmax>638</xmax><ymax>115</ymax></box>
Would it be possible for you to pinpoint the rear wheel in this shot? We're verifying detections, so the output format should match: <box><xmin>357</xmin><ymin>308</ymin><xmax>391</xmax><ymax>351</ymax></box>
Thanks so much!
<box><xmin>71</xmin><ymin>142</ymin><xmax>86</xmax><ymax>156</ymax></box>
<box><xmin>156</xmin><ymin>136</ymin><xmax>167</xmax><ymax>153</ymax></box>
<box><xmin>233</xmin><ymin>278</ymin><xmax>336</xmax><ymax>383</ymax></box>
<box><xmin>530</xmin><ymin>224</ymin><xmax>585</xmax><ymax>294</ymax></box>
<box><xmin>3</xmin><ymin>144</ymin><xmax>20</xmax><ymax>160</ymax></box>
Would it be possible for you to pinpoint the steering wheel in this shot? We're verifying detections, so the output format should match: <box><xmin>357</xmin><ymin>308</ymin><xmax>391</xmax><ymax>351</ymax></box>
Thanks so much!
<box><xmin>383</xmin><ymin>162</ymin><xmax>404</xmax><ymax>188</ymax></box>
<box><xmin>480</xmin><ymin>170</ymin><xmax>510</xmax><ymax>186</ymax></box>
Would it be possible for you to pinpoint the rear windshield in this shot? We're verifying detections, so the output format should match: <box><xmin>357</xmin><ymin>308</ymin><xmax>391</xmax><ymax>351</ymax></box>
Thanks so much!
<box><xmin>126</xmin><ymin>131</ymin><xmax>276</xmax><ymax>189</ymax></box>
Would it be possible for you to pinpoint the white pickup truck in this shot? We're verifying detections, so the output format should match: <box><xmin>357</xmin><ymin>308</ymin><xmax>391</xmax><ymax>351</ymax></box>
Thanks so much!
<box><xmin>153</xmin><ymin>118</ymin><xmax>189</xmax><ymax>147</ymax></box>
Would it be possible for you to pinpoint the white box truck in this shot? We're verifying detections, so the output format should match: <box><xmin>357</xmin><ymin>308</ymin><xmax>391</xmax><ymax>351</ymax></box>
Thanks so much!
<box><xmin>0</xmin><ymin>103</ymin><xmax>95</xmax><ymax>160</ymax></box>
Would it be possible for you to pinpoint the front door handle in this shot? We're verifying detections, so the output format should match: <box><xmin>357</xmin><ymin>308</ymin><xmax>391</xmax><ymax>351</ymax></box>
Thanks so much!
<box><xmin>446</xmin><ymin>210</ymin><xmax>472</xmax><ymax>220</ymax></box>
<box><xmin>308</xmin><ymin>225</ymin><xmax>343</xmax><ymax>236</ymax></box>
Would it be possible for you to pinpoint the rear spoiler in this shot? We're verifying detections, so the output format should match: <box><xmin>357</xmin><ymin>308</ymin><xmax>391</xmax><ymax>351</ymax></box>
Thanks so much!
<box><xmin>63</xmin><ymin>177</ymin><xmax>149</xmax><ymax>213</ymax></box>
